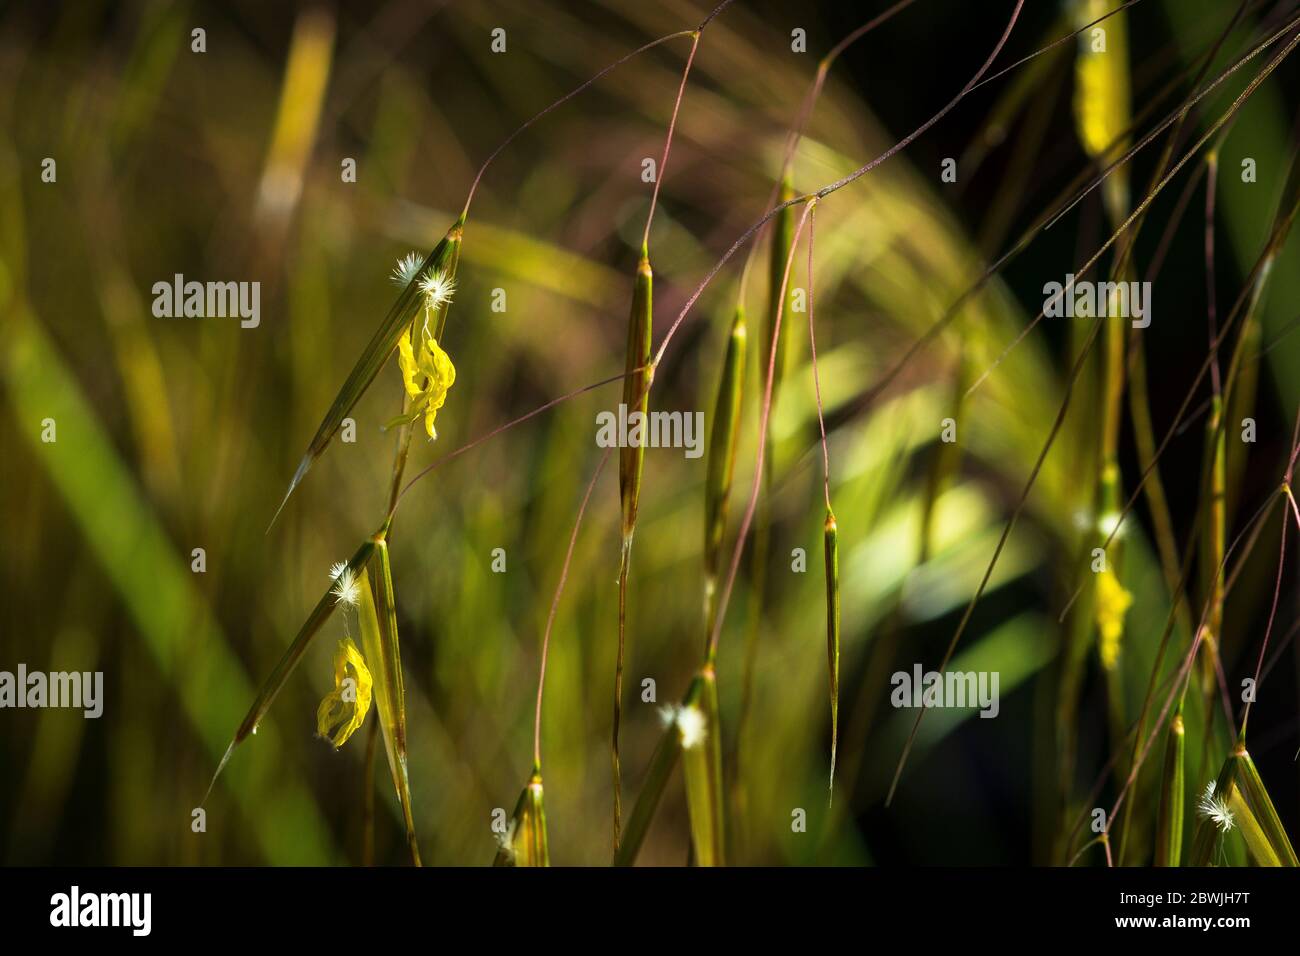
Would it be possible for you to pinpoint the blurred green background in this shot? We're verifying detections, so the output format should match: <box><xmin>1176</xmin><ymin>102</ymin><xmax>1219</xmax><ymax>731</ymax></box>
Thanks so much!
<box><xmin>1</xmin><ymin>0</ymin><xmax>1297</xmax><ymax>865</ymax></box>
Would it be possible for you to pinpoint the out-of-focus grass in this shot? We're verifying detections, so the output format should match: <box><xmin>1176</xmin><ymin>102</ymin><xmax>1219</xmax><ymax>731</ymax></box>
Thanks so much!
<box><xmin>0</xmin><ymin>0</ymin><xmax>1295</xmax><ymax>866</ymax></box>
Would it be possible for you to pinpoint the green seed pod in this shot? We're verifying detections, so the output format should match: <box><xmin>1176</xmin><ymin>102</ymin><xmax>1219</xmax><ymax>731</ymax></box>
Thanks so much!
<box><xmin>620</xmin><ymin>250</ymin><xmax>654</xmax><ymax>543</ymax></box>
<box><xmin>1153</xmin><ymin>711</ymin><xmax>1184</xmax><ymax>866</ymax></box>
<box><xmin>494</xmin><ymin>771</ymin><xmax>549</xmax><ymax>867</ymax></box>
<box><xmin>1234</xmin><ymin>747</ymin><xmax>1298</xmax><ymax>866</ymax></box>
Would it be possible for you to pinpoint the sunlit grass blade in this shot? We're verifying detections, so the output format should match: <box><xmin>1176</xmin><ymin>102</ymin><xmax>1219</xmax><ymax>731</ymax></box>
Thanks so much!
<box><xmin>703</xmin><ymin>305</ymin><xmax>746</xmax><ymax>640</ymax></box>
<box><xmin>1234</xmin><ymin>747</ymin><xmax>1298</xmax><ymax>866</ymax></box>
<box><xmin>269</xmin><ymin>218</ymin><xmax>464</xmax><ymax>528</ymax></box>
<box><xmin>824</xmin><ymin>508</ymin><xmax>840</xmax><ymax>805</ymax></box>
<box><xmin>681</xmin><ymin>667</ymin><xmax>724</xmax><ymax>866</ymax></box>
<box><xmin>358</xmin><ymin>536</ymin><xmax>421</xmax><ymax>865</ymax></box>
<box><xmin>1153</xmin><ymin>710</ymin><xmax>1184</xmax><ymax>866</ymax></box>
<box><xmin>493</xmin><ymin>770</ymin><xmax>549</xmax><ymax>867</ymax></box>
<box><xmin>1224</xmin><ymin>786</ymin><xmax>1282</xmax><ymax>867</ymax></box>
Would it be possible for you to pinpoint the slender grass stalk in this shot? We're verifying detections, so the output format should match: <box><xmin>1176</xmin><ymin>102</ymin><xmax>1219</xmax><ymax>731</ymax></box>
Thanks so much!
<box><xmin>802</xmin><ymin>205</ymin><xmax>840</xmax><ymax>807</ymax></box>
<box><xmin>734</xmin><ymin>177</ymin><xmax>797</xmax><ymax>804</ymax></box>
<box><xmin>736</xmin><ymin>174</ymin><xmax>797</xmax><ymax>719</ymax></box>
<box><xmin>823</xmin><ymin>511</ymin><xmax>839</xmax><ymax>804</ymax></box>
<box><xmin>610</xmin><ymin>18</ymin><xmax>701</xmax><ymax>849</ymax></box>
<box><xmin>361</xmin><ymin>717</ymin><xmax>379</xmax><ymax>866</ymax></box>
<box><xmin>513</xmin><ymin>450</ymin><xmax>608</xmax><ymax>868</ymax></box>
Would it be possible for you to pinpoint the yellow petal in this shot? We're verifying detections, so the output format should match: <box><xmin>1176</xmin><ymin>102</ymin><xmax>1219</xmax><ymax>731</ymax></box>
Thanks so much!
<box><xmin>397</xmin><ymin>328</ymin><xmax>423</xmax><ymax>399</ymax></box>
<box><xmin>415</xmin><ymin>335</ymin><xmax>455</xmax><ymax>439</ymax></box>
<box><xmin>1095</xmin><ymin>568</ymin><xmax>1132</xmax><ymax>670</ymax></box>
<box><xmin>417</xmin><ymin>333</ymin><xmax>456</xmax><ymax>394</ymax></box>
<box><xmin>316</xmin><ymin>637</ymin><xmax>374</xmax><ymax>748</ymax></box>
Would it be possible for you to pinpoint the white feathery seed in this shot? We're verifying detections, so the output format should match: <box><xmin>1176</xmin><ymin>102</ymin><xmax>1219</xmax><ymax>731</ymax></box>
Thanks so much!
<box><xmin>391</xmin><ymin>252</ymin><xmax>423</xmax><ymax>287</ymax></box>
<box><xmin>1197</xmin><ymin>781</ymin><xmax>1235</xmax><ymax>833</ymax></box>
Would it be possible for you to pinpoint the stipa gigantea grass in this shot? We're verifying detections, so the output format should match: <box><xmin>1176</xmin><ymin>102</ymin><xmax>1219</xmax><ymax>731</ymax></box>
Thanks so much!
<box><xmin>185</xmin><ymin>0</ymin><xmax>1300</xmax><ymax>868</ymax></box>
<box><xmin>613</xmin><ymin>248</ymin><xmax>653</xmax><ymax>849</ymax></box>
<box><xmin>269</xmin><ymin>216</ymin><xmax>465</xmax><ymax>527</ymax></box>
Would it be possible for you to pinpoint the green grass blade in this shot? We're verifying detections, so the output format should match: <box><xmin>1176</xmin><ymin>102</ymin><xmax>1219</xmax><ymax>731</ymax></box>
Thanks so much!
<box><xmin>1235</xmin><ymin>748</ymin><xmax>1298</xmax><ymax>865</ymax></box>
<box><xmin>1153</xmin><ymin>711</ymin><xmax>1184</xmax><ymax>866</ymax></box>
<box><xmin>1225</xmin><ymin>787</ymin><xmax>1282</xmax><ymax>867</ymax></box>
<box><xmin>358</xmin><ymin>538</ymin><xmax>421</xmax><ymax>865</ymax></box>
<box><xmin>8</xmin><ymin>304</ymin><xmax>337</xmax><ymax>861</ymax></box>
<box><xmin>270</xmin><ymin>219</ymin><xmax>463</xmax><ymax>528</ymax></box>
